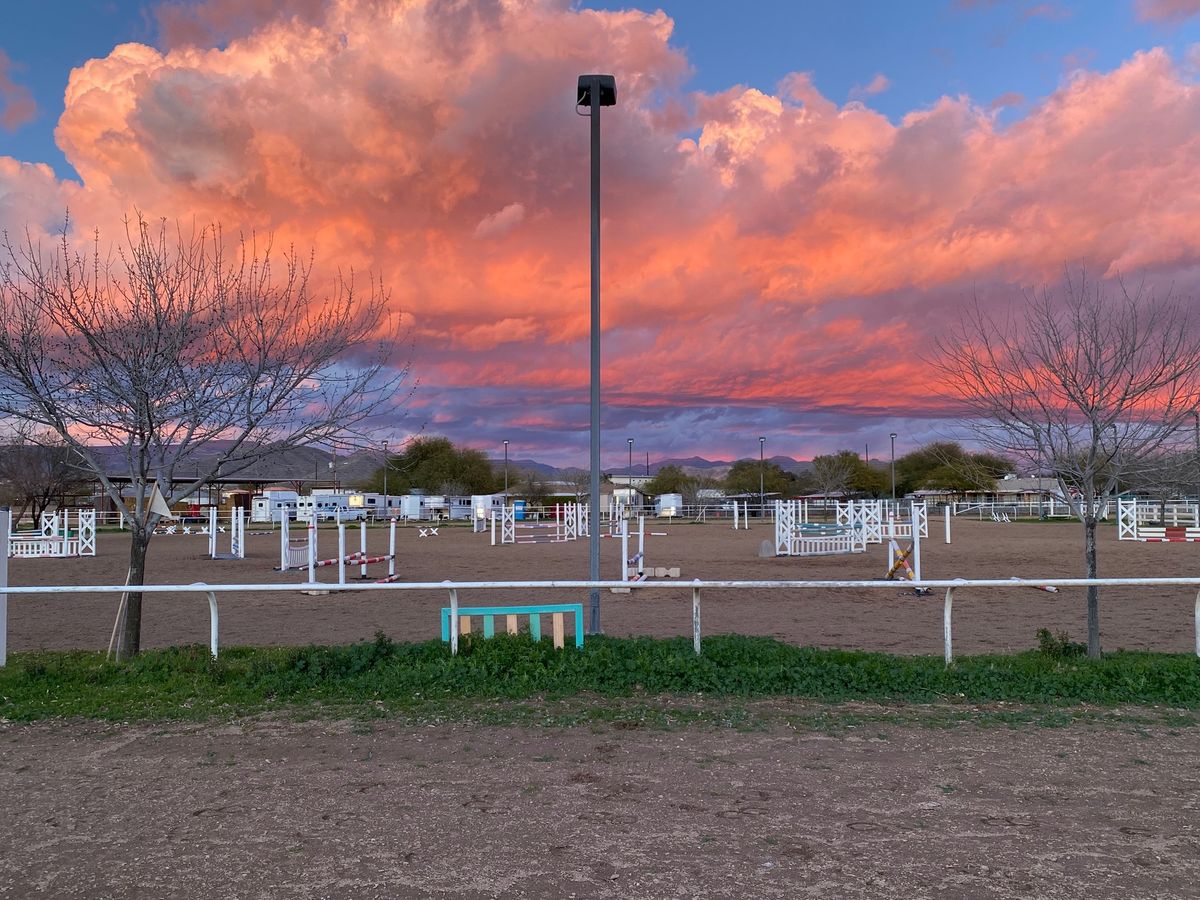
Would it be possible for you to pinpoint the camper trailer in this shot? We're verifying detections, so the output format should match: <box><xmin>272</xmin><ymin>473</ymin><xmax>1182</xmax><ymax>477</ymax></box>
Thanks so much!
<box><xmin>295</xmin><ymin>490</ymin><xmax>366</xmax><ymax>521</ymax></box>
<box><xmin>251</xmin><ymin>489</ymin><xmax>298</xmax><ymax>523</ymax></box>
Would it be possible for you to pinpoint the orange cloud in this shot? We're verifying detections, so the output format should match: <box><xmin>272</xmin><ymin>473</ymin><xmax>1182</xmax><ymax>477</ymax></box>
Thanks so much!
<box><xmin>4</xmin><ymin>0</ymin><xmax>1200</xmax><ymax>459</ymax></box>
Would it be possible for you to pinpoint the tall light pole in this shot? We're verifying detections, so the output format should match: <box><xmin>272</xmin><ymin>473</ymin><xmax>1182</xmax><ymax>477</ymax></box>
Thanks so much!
<box><xmin>503</xmin><ymin>440</ymin><xmax>509</xmax><ymax>495</ymax></box>
<box><xmin>578</xmin><ymin>73</ymin><xmax>616</xmax><ymax>635</ymax></box>
<box><xmin>1193</xmin><ymin>411</ymin><xmax>1200</xmax><ymax>504</ymax></box>
<box><xmin>382</xmin><ymin>439</ymin><xmax>389</xmax><ymax>518</ymax></box>
<box><xmin>627</xmin><ymin>438</ymin><xmax>634</xmax><ymax>509</ymax></box>
<box><xmin>759</xmin><ymin>436</ymin><xmax>766</xmax><ymax>517</ymax></box>
<box><xmin>889</xmin><ymin>432</ymin><xmax>897</xmax><ymax>501</ymax></box>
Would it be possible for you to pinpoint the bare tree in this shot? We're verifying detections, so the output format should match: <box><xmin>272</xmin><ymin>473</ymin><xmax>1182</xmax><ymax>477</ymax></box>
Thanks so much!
<box><xmin>0</xmin><ymin>214</ymin><xmax>412</xmax><ymax>659</ymax></box>
<box><xmin>810</xmin><ymin>451</ymin><xmax>859</xmax><ymax>507</ymax></box>
<box><xmin>564</xmin><ymin>470</ymin><xmax>591</xmax><ymax>502</ymax></box>
<box><xmin>0</xmin><ymin>424</ymin><xmax>89</xmax><ymax>523</ymax></box>
<box><xmin>933</xmin><ymin>273</ymin><xmax>1200</xmax><ymax>657</ymax></box>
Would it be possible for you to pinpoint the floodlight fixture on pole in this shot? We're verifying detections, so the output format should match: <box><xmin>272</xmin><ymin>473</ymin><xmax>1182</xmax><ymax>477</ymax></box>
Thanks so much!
<box><xmin>578</xmin><ymin>73</ymin><xmax>616</xmax><ymax>635</ymax></box>
<box><xmin>890</xmin><ymin>432</ymin><xmax>897</xmax><ymax>501</ymax></box>
<box><xmin>759</xmin><ymin>436</ymin><xmax>766</xmax><ymax>517</ymax></box>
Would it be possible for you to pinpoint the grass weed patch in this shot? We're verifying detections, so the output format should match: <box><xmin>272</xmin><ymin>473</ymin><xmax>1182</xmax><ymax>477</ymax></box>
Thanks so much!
<box><xmin>2</xmin><ymin>632</ymin><xmax>1199</xmax><ymax>723</ymax></box>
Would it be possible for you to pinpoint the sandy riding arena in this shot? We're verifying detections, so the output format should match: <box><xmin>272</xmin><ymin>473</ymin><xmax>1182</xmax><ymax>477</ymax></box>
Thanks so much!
<box><xmin>5</xmin><ymin>517</ymin><xmax>1200</xmax><ymax>655</ymax></box>
<box><xmin>5</xmin><ymin>517</ymin><xmax>1200</xmax><ymax>898</ymax></box>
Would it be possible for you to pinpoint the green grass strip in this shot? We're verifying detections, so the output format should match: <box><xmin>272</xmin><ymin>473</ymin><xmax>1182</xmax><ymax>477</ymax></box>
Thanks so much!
<box><xmin>2</xmin><ymin>633</ymin><xmax>1199</xmax><ymax>723</ymax></box>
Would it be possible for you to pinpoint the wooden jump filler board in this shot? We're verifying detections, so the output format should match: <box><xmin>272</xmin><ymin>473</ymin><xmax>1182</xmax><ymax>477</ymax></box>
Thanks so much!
<box><xmin>440</xmin><ymin>603</ymin><xmax>585</xmax><ymax>650</ymax></box>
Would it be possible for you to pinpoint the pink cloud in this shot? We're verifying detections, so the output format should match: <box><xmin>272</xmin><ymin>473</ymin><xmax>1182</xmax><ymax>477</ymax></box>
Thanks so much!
<box><xmin>4</xmin><ymin>0</ymin><xmax>1200</xmax><ymax>454</ymax></box>
<box><xmin>850</xmin><ymin>73</ymin><xmax>891</xmax><ymax>99</ymax></box>
<box><xmin>0</xmin><ymin>50</ymin><xmax>36</xmax><ymax>132</ymax></box>
<box><xmin>1135</xmin><ymin>0</ymin><xmax>1200</xmax><ymax>22</ymax></box>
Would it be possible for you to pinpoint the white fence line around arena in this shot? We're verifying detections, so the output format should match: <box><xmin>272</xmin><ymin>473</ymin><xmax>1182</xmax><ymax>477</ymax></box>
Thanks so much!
<box><xmin>3</xmin><ymin>576</ymin><xmax>1200</xmax><ymax>669</ymax></box>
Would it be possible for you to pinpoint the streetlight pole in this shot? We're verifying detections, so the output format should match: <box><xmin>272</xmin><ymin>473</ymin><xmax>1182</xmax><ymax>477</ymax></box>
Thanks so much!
<box><xmin>1193</xmin><ymin>412</ymin><xmax>1198</xmax><ymax>506</ymax></box>
<box><xmin>578</xmin><ymin>73</ymin><xmax>616</xmax><ymax>635</ymax></box>
<box><xmin>890</xmin><ymin>432</ymin><xmax>897</xmax><ymax>501</ymax></box>
<box><xmin>627</xmin><ymin>438</ymin><xmax>634</xmax><ymax>510</ymax></box>
<box><xmin>759</xmin><ymin>436</ymin><xmax>765</xmax><ymax>517</ymax></box>
<box><xmin>382</xmin><ymin>439</ymin><xmax>389</xmax><ymax>519</ymax></box>
<box><xmin>503</xmin><ymin>440</ymin><xmax>509</xmax><ymax>495</ymax></box>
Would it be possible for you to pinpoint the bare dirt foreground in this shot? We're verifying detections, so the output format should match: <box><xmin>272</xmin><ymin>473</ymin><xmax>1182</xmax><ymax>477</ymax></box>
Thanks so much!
<box><xmin>6</xmin><ymin>516</ymin><xmax>1200</xmax><ymax>654</ymax></box>
<box><xmin>5</xmin><ymin>519</ymin><xmax>1200</xmax><ymax>898</ymax></box>
<box><xmin>1</xmin><ymin>711</ymin><xmax>1199</xmax><ymax>899</ymax></box>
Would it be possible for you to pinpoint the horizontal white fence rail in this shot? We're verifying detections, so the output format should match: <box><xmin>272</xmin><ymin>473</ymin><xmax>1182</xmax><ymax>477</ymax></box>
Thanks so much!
<box><xmin>3</xmin><ymin>577</ymin><xmax>1200</xmax><ymax>668</ymax></box>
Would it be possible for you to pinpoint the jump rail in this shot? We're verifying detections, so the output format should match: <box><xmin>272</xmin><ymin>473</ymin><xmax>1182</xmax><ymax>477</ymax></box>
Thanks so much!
<box><xmin>3</xmin><ymin>577</ymin><xmax>1200</xmax><ymax>668</ymax></box>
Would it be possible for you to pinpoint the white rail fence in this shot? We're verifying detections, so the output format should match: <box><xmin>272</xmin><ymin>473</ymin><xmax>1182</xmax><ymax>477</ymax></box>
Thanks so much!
<box><xmin>2</xmin><ymin>577</ymin><xmax>1199</xmax><ymax>669</ymax></box>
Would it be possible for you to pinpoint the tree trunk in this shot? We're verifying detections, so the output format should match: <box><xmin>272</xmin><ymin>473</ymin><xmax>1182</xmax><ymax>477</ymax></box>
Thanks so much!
<box><xmin>1084</xmin><ymin>517</ymin><xmax>1101</xmax><ymax>658</ymax></box>
<box><xmin>115</xmin><ymin>527</ymin><xmax>151</xmax><ymax>661</ymax></box>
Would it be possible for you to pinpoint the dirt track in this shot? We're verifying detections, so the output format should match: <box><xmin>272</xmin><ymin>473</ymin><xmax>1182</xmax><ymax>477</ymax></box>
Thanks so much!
<box><xmin>2</xmin><ymin>711</ymin><xmax>1198</xmax><ymax>899</ymax></box>
<box><xmin>6</xmin><ymin>517</ymin><xmax>1200</xmax><ymax>655</ymax></box>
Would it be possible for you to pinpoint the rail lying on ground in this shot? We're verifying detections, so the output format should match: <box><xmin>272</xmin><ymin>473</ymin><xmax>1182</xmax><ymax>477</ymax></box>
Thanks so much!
<box><xmin>2</xmin><ymin>577</ymin><xmax>1200</xmax><ymax>667</ymax></box>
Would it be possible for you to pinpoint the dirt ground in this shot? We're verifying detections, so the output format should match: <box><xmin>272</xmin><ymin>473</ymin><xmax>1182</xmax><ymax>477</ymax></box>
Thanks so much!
<box><xmin>2</xmin><ymin>711</ymin><xmax>1198</xmax><ymax>899</ymax></box>
<box><xmin>5</xmin><ymin>520</ymin><xmax>1200</xmax><ymax>898</ymax></box>
<box><xmin>5</xmin><ymin>516</ymin><xmax>1200</xmax><ymax>655</ymax></box>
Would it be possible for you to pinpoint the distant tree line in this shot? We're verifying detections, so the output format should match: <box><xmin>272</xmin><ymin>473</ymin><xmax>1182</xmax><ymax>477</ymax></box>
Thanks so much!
<box><xmin>360</xmin><ymin>437</ymin><xmax>1015</xmax><ymax>503</ymax></box>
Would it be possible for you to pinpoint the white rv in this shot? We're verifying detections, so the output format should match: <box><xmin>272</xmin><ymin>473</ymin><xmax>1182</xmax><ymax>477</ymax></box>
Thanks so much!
<box><xmin>251</xmin><ymin>489</ymin><xmax>298</xmax><ymax>523</ymax></box>
<box><xmin>295</xmin><ymin>490</ymin><xmax>366</xmax><ymax>521</ymax></box>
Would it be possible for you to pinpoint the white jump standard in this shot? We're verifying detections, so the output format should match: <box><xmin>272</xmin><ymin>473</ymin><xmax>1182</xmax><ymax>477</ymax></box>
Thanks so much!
<box><xmin>281</xmin><ymin>518</ymin><xmax>399</xmax><ymax>587</ymax></box>
<box><xmin>773</xmin><ymin>500</ymin><xmax>866</xmax><ymax>557</ymax></box>
<box><xmin>7</xmin><ymin>509</ymin><xmax>97</xmax><ymax>559</ymax></box>
<box><xmin>208</xmin><ymin>507</ymin><xmax>245</xmax><ymax>560</ymax></box>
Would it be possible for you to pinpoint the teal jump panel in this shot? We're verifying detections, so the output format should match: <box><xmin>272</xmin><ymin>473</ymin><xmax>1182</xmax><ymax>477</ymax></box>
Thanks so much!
<box><xmin>440</xmin><ymin>603</ymin><xmax>584</xmax><ymax>649</ymax></box>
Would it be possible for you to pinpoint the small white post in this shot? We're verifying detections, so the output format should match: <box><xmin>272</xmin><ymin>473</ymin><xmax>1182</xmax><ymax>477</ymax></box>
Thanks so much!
<box><xmin>360</xmin><ymin>520</ymin><xmax>368</xmax><ymax>579</ymax></box>
<box><xmin>337</xmin><ymin>524</ymin><xmax>347</xmax><ymax>585</ymax></box>
<box><xmin>621</xmin><ymin>518</ymin><xmax>629</xmax><ymax>582</ymax></box>
<box><xmin>193</xmin><ymin>583</ymin><xmax>219</xmax><ymax>660</ymax></box>
<box><xmin>234</xmin><ymin>507</ymin><xmax>245</xmax><ymax>558</ymax></box>
<box><xmin>943</xmin><ymin>586</ymin><xmax>955</xmax><ymax>666</ymax></box>
<box><xmin>944</xmin><ymin>506</ymin><xmax>951</xmax><ymax>544</ymax></box>
<box><xmin>732</xmin><ymin>502</ymin><xmax>739</xmax><ymax>530</ymax></box>
<box><xmin>449</xmin><ymin>585</ymin><xmax>459</xmax><ymax>656</ymax></box>
<box><xmin>637</xmin><ymin>515</ymin><xmax>645</xmax><ymax>578</ymax></box>
<box><xmin>692</xmin><ymin>580</ymin><xmax>701</xmax><ymax>655</ymax></box>
<box><xmin>912</xmin><ymin>517</ymin><xmax>922</xmax><ymax>582</ymax></box>
<box><xmin>388</xmin><ymin>518</ymin><xmax>397</xmax><ymax>579</ymax></box>
<box><xmin>280</xmin><ymin>512</ymin><xmax>290</xmax><ymax>570</ymax></box>
<box><xmin>490</xmin><ymin>512</ymin><xmax>496</xmax><ymax>546</ymax></box>
<box><xmin>1194</xmin><ymin>589</ymin><xmax>1200</xmax><ymax>658</ymax></box>
<box><xmin>208</xmin><ymin>506</ymin><xmax>217</xmax><ymax>558</ymax></box>
<box><xmin>307</xmin><ymin>522</ymin><xmax>316</xmax><ymax>584</ymax></box>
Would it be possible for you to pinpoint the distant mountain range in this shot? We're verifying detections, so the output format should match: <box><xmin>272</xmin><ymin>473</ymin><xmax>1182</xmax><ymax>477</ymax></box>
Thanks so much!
<box><xmin>78</xmin><ymin>441</ymin><xmax>820</xmax><ymax>487</ymax></box>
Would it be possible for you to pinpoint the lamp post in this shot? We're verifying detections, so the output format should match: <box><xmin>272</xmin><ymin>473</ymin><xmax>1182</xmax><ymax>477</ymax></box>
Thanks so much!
<box><xmin>382</xmin><ymin>439</ymin><xmax>389</xmax><ymax>518</ymax></box>
<box><xmin>759</xmin><ymin>436</ymin><xmax>766</xmax><ymax>517</ymax></box>
<box><xmin>890</xmin><ymin>432</ymin><xmax>897</xmax><ymax>501</ymax></box>
<box><xmin>627</xmin><ymin>438</ymin><xmax>634</xmax><ymax>510</ymax></box>
<box><xmin>1193</xmin><ymin>412</ymin><xmax>1198</xmax><ymax>506</ymax></box>
<box><xmin>578</xmin><ymin>73</ymin><xmax>616</xmax><ymax>635</ymax></box>
<box><xmin>503</xmin><ymin>440</ymin><xmax>509</xmax><ymax>495</ymax></box>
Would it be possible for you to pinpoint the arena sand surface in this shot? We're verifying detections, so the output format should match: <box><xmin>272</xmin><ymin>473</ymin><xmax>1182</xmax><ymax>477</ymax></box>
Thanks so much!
<box><xmin>4</xmin><ymin>516</ymin><xmax>1200</xmax><ymax>654</ymax></box>
<box><xmin>3</xmin><ymin>517</ymin><xmax>1200</xmax><ymax>898</ymax></box>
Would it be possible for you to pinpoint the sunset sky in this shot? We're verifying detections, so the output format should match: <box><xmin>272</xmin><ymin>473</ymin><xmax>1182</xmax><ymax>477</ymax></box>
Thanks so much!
<box><xmin>3</xmin><ymin>0</ymin><xmax>1200</xmax><ymax>468</ymax></box>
